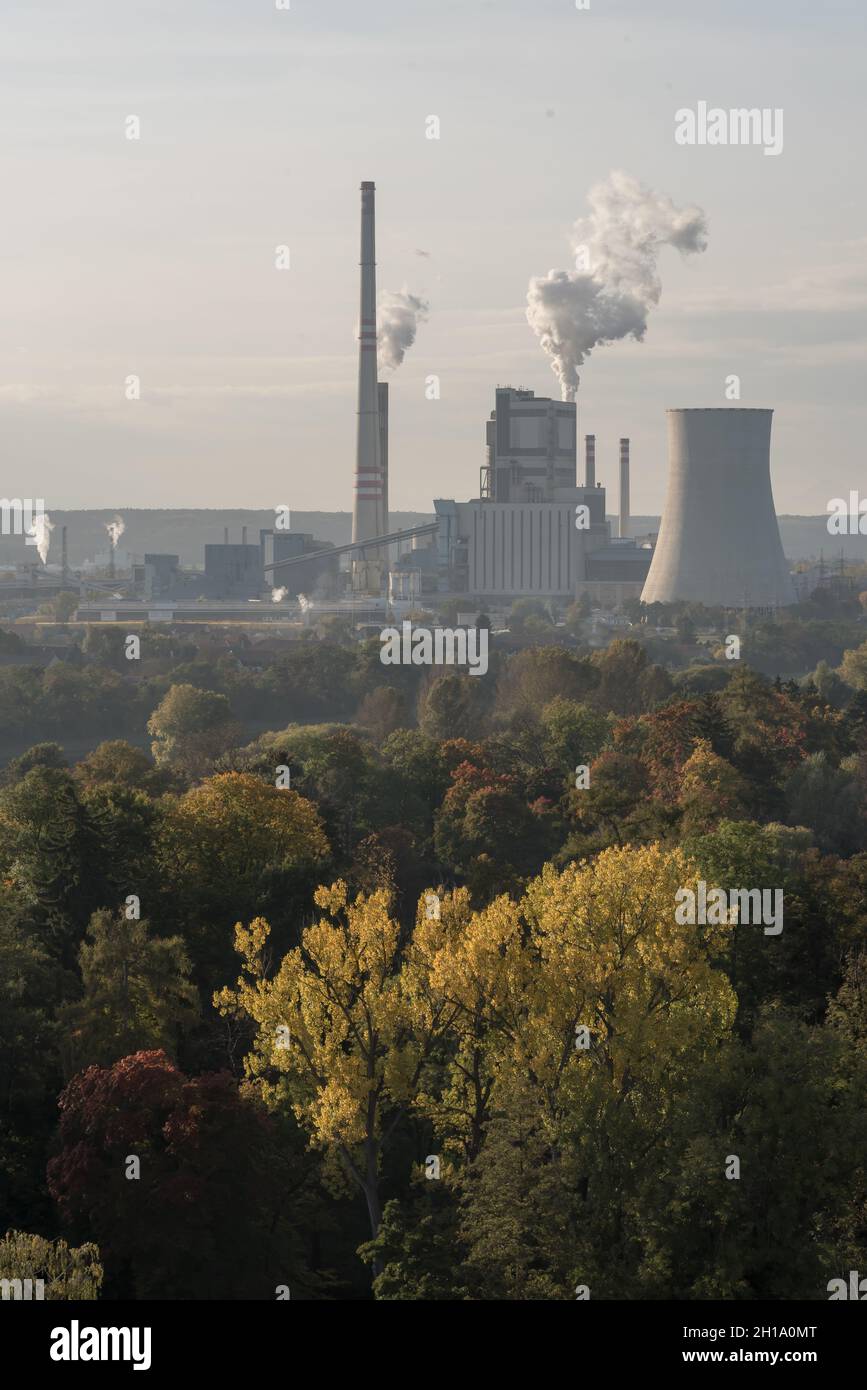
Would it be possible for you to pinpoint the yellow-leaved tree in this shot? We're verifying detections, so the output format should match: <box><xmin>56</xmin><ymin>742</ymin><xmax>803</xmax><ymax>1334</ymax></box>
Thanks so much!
<box><xmin>406</xmin><ymin>887</ymin><xmax>528</xmax><ymax>1163</ymax></box>
<box><xmin>214</xmin><ymin>882</ymin><xmax>456</xmax><ymax>1265</ymax></box>
<box><xmin>519</xmin><ymin>842</ymin><xmax>737</xmax><ymax>1114</ymax></box>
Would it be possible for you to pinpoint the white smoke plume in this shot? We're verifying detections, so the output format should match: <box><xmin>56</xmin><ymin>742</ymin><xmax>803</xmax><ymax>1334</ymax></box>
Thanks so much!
<box><xmin>105</xmin><ymin>514</ymin><xmax>125</xmax><ymax>548</ymax></box>
<box><xmin>297</xmin><ymin>593</ymin><xmax>311</xmax><ymax>613</ymax></box>
<box><xmin>377</xmin><ymin>288</ymin><xmax>429</xmax><ymax>371</ymax></box>
<box><xmin>526</xmin><ymin>171</ymin><xmax>709</xmax><ymax>400</ymax></box>
<box><xmin>32</xmin><ymin>512</ymin><xmax>54</xmax><ymax>565</ymax></box>
<box><xmin>271</xmin><ymin>586</ymin><xmax>288</xmax><ymax>603</ymax></box>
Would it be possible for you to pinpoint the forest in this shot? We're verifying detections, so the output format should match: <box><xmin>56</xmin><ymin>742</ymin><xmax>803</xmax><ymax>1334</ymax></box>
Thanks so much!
<box><xmin>2</xmin><ymin>604</ymin><xmax>867</xmax><ymax>1300</ymax></box>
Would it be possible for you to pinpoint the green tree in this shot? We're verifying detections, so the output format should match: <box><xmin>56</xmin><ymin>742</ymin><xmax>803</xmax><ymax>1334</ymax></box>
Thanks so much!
<box><xmin>147</xmin><ymin>683</ymin><xmax>241</xmax><ymax>779</ymax></box>
<box><xmin>418</xmin><ymin>672</ymin><xmax>489</xmax><ymax>741</ymax></box>
<box><xmin>839</xmin><ymin>639</ymin><xmax>867</xmax><ymax>691</ymax></box>
<box><xmin>58</xmin><ymin>909</ymin><xmax>199</xmax><ymax>1077</ymax></box>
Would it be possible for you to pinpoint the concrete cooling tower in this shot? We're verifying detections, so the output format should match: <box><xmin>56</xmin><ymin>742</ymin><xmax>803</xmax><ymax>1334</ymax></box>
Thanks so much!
<box><xmin>641</xmin><ymin>408</ymin><xmax>795</xmax><ymax>609</ymax></box>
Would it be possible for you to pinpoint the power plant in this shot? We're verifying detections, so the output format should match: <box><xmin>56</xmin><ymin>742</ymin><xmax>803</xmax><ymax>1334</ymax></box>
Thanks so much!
<box><xmin>641</xmin><ymin>408</ymin><xmax>796</xmax><ymax>609</ymax></box>
<box><xmin>18</xmin><ymin>185</ymin><xmax>803</xmax><ymax>623</ymax></box>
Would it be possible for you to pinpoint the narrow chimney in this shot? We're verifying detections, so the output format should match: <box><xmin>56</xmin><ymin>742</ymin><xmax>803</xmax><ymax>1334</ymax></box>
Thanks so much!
<box><xmin>61</xmin><ymin>525</ymin><xmax>68</xmax><ymax>580</ymax></box>
<box><xmin>352</xmin><ymin>181</ymin><xmax>383</xmax><ymax>591</ymax></box>
<box><xmin>241</xmin><ymin>525</ymin><xmax>247</xmax><ymax>547</ymax></box>
<box><xmin>619</xmin><ymin>438</ymin><xmax>630</xmax><ymax>539</ymax></box>
<box><xmin>224</xmin><ymin>526</ymin><xmax>229</xmax><ymax>546</ymax></box>
<box><xmin>378</xmin><ymin>381</ymin><xmax>389</xmax><ymax>540</ymax></box>
<box><xmin>585</xmin><ymin>434</ymin><xmax>596</xmax><ymax>489</ymax></box>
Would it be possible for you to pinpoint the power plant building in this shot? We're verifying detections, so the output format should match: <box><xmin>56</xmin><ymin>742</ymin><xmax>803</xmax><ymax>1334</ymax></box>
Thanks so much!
<box><xmin>428</xmin><ymin>388</ymin><xmax>651</xmax><ymax>601</ymax></box>
<box><xmin>641</xmin><ymin>408</ymin><xmax>795</xmax><ymax>609</ymax></box>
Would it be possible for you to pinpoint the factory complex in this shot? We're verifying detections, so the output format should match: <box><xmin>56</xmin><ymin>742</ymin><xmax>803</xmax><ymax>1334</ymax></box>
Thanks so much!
<box><xmin>16</xmin><ymin>181</ymin><xmax>799</xmax><ymax>625</ymax></box>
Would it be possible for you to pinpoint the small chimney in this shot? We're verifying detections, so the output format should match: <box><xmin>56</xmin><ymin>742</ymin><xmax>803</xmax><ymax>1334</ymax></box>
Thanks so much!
<box><xmin>241</xmin><ymin>525</ymin><xmax>247</xmax><ymax>547</ymax></box>
<box><xmin>619</xmin><ymin>438</ymin><xmax>630</xmax><ymax>539</ymax></box>
<box><xmin>378</xmin><ymin>381</ymin><xmax>389</xmax><ymax>538</ymax></box>
<box><xmin>584</xmin><ymin>434</ymin><xmax>596</xmax><ymax>488</ymax></box>
<box><xmin>224</xmin><ymin>527</ymin><xmax>229</xmax><ymax>546</ymax></box>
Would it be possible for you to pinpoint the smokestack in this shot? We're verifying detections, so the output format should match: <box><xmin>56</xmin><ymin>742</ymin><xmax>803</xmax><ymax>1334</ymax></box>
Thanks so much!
<box><xmin>619</xmin><ymin>438</ymin><xmax>630</xmax><ymax>539</ymax></box>
<box><xmin>242</xmin><ymin>525</ymin><xmax>247</xmax><ymax>547</ymax></box>
<box><xmin>224</xmin><ymin>527</ymin><xmax>229</xmax><ymax>546</ymax></box>
<box><xmin>353</xmin><ymin>181</ymin><xmax>384</xmax><ymax>591</ymax></box>
<box><xmin>378</xmin><ymin>381</ymin><xmax>389</xmax><ymax>540</ymax></box>
<box><xmin>584</xmin><ymin>434</ymin><xmax>596</xmax><ymax>488</ymax></box>
<box><xmin>61</xmin><ymin>525</ymin><xmax>68</xmax><ymax>580</ymax></box>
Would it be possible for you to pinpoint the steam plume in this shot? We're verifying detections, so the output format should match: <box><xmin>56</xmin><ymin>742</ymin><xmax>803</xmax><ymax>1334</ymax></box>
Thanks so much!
<box><xmin>32</xmin><ymin>512</ymin><xmax>54</xmax><ymax>566</ymax></box>
<box><xmin>105</xmin><ymin>514</ymin><xmax>125</xmax><ymax>548</ymax></box>
<box><xmin>271</xmin><ymin>586</ymin><xmax>288</xmax><ymax>602</ymax></box>
<box><xmin>377</xmin><ymin>288</ymin><xmax>429</xmax><ymax>371</ymax></box>
<box><xmin>526</xmin><ymin>171</ymin><xmax>709</xmax><ymax>400</ymax></box>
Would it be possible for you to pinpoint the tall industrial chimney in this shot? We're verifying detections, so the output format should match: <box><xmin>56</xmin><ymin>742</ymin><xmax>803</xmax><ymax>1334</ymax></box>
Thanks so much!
<box><xmin>378</xmin><ymin>381</ymin><xmax>389</xmax><ymax>540</ymax></box>
<box><xmin>224</xmin><ymin>526</ymin><xmax>229</xmax><ymax>546</ymax></box>
<box><xmin>619</xmin><ymin>438</ymin><xmax>630</xmax><ymax>539</ymax></box>
<box><xmin>352</xmin><ymin>181</ymin><xmax>384</xmax><ymax>591</ymax></box>
<box><xmin>241</xmin><ymin>525</ymin><xmax>247</xmax><ymax>547</ymax></box>
<box><xmin>584</xmin><ymin>434</ymin><xmax>596</xmax><ymax>488</ymax></box>
<box><xmin>641</xmin><ymin>409</ymin><xmax>796</xmax><ymax>608</ymax></box>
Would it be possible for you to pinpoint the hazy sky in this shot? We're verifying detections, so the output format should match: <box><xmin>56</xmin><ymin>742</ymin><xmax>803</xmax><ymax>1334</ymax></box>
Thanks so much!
<box><xmin>2</xmin><ymin>0</ymin><xmax>865</xmax><ymax>516</ymax></box>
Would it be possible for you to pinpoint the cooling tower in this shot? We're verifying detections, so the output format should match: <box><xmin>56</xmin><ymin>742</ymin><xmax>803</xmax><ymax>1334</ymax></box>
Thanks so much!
<box><xmin>352</xmin><ymin>181</ymin><xmax>384</xmax><ymax>591</ymax></box>
<box><xmin>641</xmin><ymin>408</ymin><xmax>795</xmax><ymax>608</ymax></box>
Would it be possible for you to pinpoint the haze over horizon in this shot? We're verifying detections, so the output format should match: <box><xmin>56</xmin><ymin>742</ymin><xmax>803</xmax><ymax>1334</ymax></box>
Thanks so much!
<box><xmin>2</xmin><ymin>0</ymin><xmax>865</xmax><ymax>517</ymax></box>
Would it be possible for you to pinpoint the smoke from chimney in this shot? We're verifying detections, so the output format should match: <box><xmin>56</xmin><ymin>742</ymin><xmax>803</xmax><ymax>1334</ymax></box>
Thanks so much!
<box><xmin>526</xmin><ymin>171</ymin><xmax>708</xmax><ymax>400</ymax></box>
<box><xmin>33</xmin><ymin>512</ymin><xmax>54</xmax><ymax>566</ymax></box>
<box><xmin>105</xmin><ymin>515</ymin><xmax>125</xmax><ymax>549</ymax></box>
<box><xmin>377</xmin><ymin>287</ymin><xmax>429</xmax><ymax>371</ymax></box>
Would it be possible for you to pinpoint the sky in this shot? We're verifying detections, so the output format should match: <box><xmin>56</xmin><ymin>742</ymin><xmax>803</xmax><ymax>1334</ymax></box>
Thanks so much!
<box><xmin>2</xmin><ymin>0</ymin><xmax>865</xmax><ymax>517</ymax></box>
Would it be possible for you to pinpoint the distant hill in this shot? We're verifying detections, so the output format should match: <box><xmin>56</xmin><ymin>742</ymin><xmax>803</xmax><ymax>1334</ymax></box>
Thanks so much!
<box><xmin>620</xmin><ymin>516</ymin><xmax>867</xmax><ymax>565</ymax></box>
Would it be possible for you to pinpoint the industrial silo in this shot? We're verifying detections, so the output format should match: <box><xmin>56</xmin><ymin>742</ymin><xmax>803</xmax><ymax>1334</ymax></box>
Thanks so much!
<box><xmin>641</xmin><ymin>408</ymin><xmax>795</xmax><ymax>609</ymax></box>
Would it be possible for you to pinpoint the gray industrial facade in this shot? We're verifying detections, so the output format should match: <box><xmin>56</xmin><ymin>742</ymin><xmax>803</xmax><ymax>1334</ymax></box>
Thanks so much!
<box><xmin>428</xmin><ymin>387</ymin><xmax>650</xmax><ymax>601</ymax></box>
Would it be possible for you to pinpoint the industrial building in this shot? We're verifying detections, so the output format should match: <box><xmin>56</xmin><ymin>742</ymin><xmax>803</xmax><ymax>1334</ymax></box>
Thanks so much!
<box><xmin>28</xmin><ymin>187</ymin><xmax>800</xmax><ymax>629</ymax></box>
<box><xmin>641</xmin><ymin>408</ymin><xmax>796</xmax><ymax>609</ymax></box>
<box><xmin>481</xmin><ymin>386</ymin><xmax>578</xmax><ymax>501</ymax></box>
<box><xmin>335</xmin><ymin>183</ymin><xmax>653</xmax><ymax>607</ymax></box>
<box><xmin>396</xmin><ymin>389</ymin><xmax>650</xmax><ymax>602</ymax></box>
<box><xmin>260</xmin><ymin>530</ymin><xmax>339</xmax><ymax>597</ymax></box>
